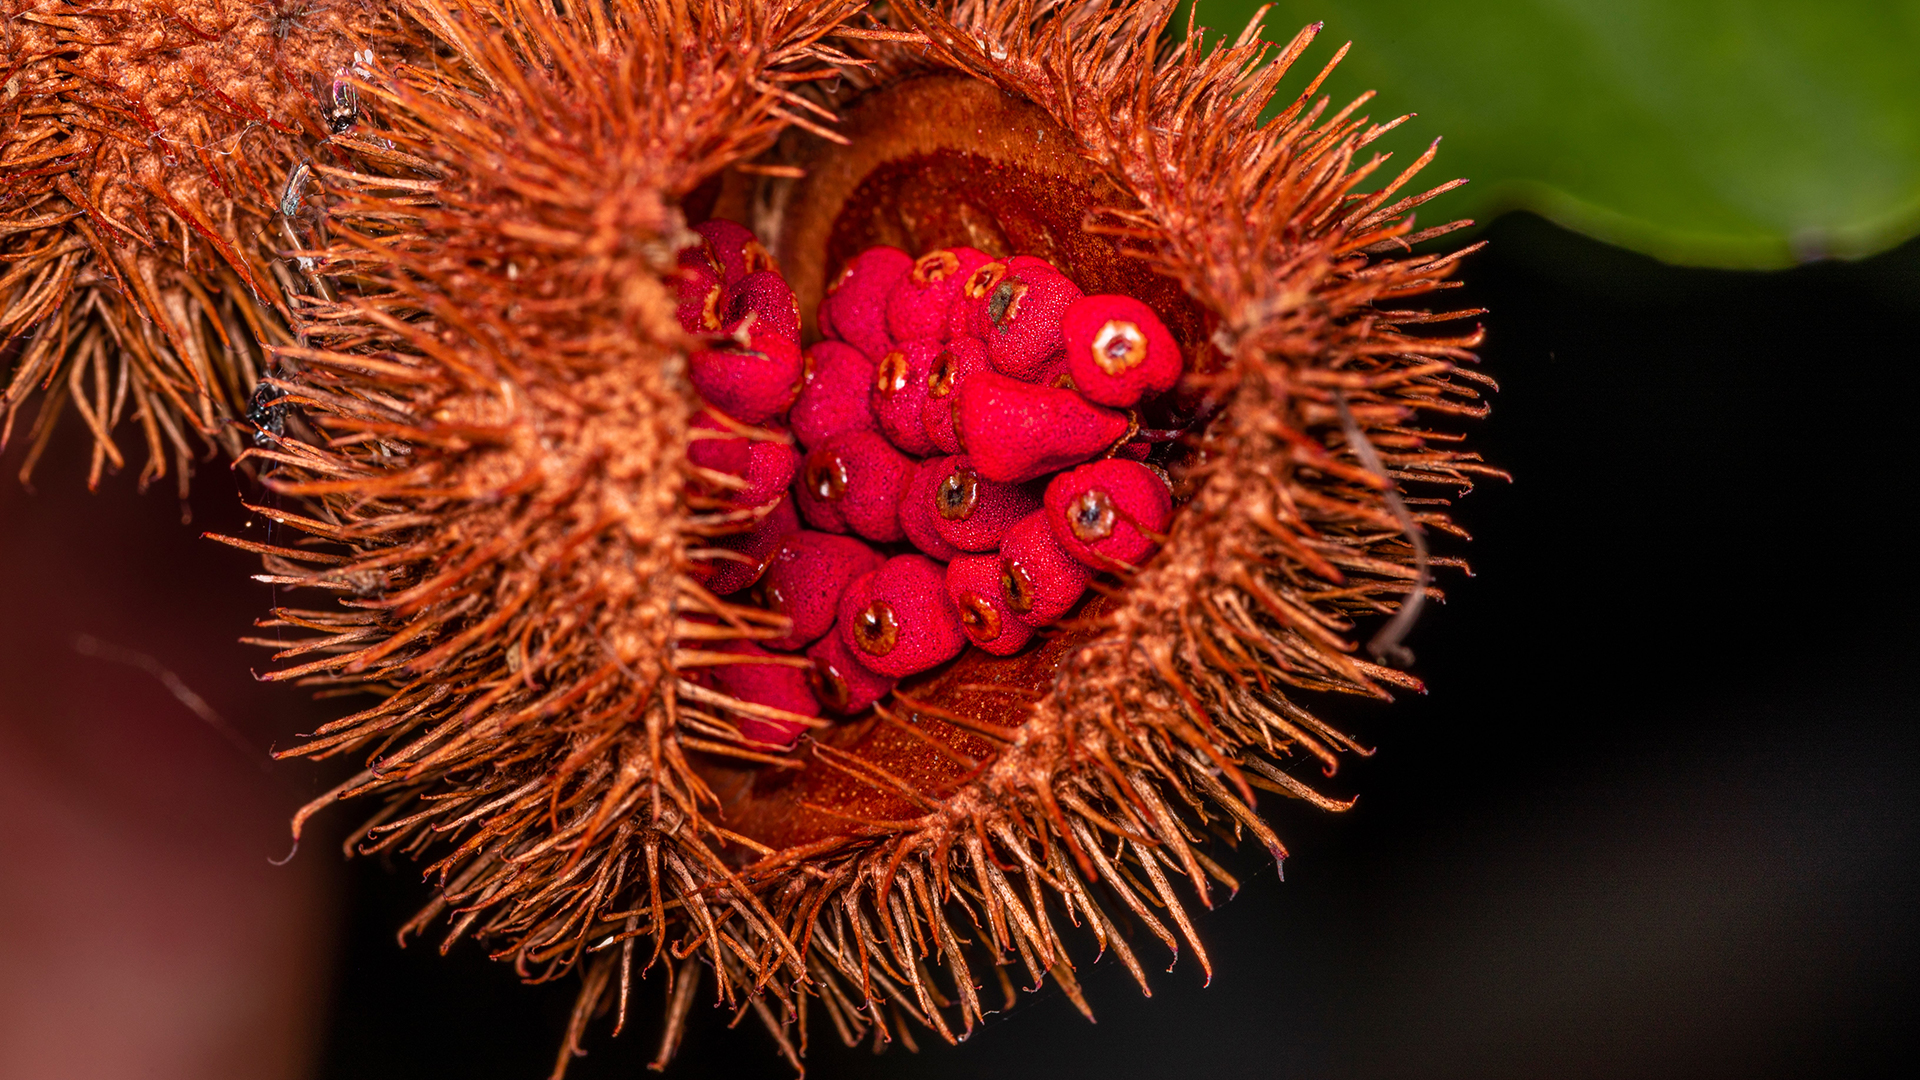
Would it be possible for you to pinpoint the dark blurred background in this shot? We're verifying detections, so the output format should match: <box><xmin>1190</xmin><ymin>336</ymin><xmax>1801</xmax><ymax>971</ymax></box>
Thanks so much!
<box><xmin>5</xmin><ymin>212</ymin><xmax>1916</xmax><ymax>1078</ymax></box>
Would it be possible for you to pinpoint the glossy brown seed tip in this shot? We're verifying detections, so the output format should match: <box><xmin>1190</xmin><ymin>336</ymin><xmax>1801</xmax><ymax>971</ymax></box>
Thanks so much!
<box><xmin>852</xmin><ymin>599</ymin><xmax>900</xmax><ymax>656</ymax></box>
<box><xmin>1092</xmin><ymin>319</ymin><xmax>1147</xmax><ymax>374</ymax></box>
<box><xmin>935</xmin><ymin>465</ymin><xmax>981</xmax><ymax>521</ymax></box>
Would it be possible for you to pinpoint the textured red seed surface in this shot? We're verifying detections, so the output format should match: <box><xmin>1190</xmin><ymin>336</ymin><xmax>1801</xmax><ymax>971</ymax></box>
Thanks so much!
<box><xmin>805</xmin><ymin>630</ymin><xmax>896</xmax><ymax>716</ymax></box>
<box><xmin>723</xmin><ymin>269</ymin><xmax>801</xmax><ymax>344</ymax></box>
<box><xmin>929</xmin><ymin>456</ymin><xmax>1039</xmax><ymax>552</ymax></box>
<box><xmin>868</xmin><ymin>338</ymin><xmax>944</xmax><ymax>456</ymax></box>
<box><xmin>946</xmin><ymin>259</ymin><xmax>1007</xmax><ymax>340</ymax></box>
<box><xmin>791</xmin><ymin>341</ymin><xmax>878</xmax><ymax>449</ymax></box>
<box><xmin>953</xmin><ymin>371</ymin><xmax>1130</xmax><ymax>482</ymax></box>
<box><xmin>708</xmin><ymin>640</ymin><xmax>819</xmax><ymax>747</ymax></box>
<box><xmin>675</xmin><ymin>264</ymin><xmax>724</xmax><ymax>335</ymax></box>
<box><xmin>760</xmin><ymin>531</ymin><xmax>886</xmax><ymax>651</ymax></box>
<box><xmin>1061</xmin><ymin>293</ymin><xmax>1182</xmax><ymax>407</ymax></box>
<box><xmin>1044</xmin><ymin>458</ymin><xmax>1172</xmax><ymax>571</ymax></box>
<box><xmin>886</xmin><ymin>246</ymin><xmax>992</xmax><ymax>342</ymax></box>
<box><xmin>694</xmin><ymin>219</ymin><xmax>773</xmax><ymax>285</ymax></box>
<box><xmin>944</xmin><ymin>554</ymin><xmax>1034</xmax><ymax>656</ymax></box>
<box><xmin>997</xmin><ymin>509</ymin><xmax>1091</xmax><ymax>626</ymax></box>
<box><xmin>688</xmin><ymin>332</ymin><xmax>803</xmax><ymax>425</ymax></box>
<box><xmin>973</xmin><ymin>259</ymin><xmax>1083</xmax><ymax>380</ymax></box>
<box><xmin>835</xmin><ymin>556</ymin><xmax>967</xmax><ymax>678</ymax></box>
<box><xmin>921</xmin><ymin>336</ymin><xmax>989</xmax><ymax>455</ymax></box>
<box><xmin>818</xmin><ymin>246</ymin><xmax>912</xmax><ymax>360</ymax></box>
<box><xmin>897</xmin><ymin>458</ymin><xmax>965</xmax><ymax>562</ymax></box>
<box><xmin>794</xmin><ymin>430</ymin><xmax>913</xmax><ymax>542</ymax></box>
<box><xmin>686</xmin><ymin>410</ymin><xmax>752</xmax><ymax>479</ymax></box>
<box><xmin>700</xmin><ymin>497</ymin><xmax>799</xmax><ymax>596</ymax></box>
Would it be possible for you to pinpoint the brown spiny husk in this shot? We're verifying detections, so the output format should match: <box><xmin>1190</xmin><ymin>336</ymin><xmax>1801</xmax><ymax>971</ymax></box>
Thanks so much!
<box><xmin>2</xmin><ymin>0</ymin><xmax>1503</xmax><ymax>1071</ymax></box>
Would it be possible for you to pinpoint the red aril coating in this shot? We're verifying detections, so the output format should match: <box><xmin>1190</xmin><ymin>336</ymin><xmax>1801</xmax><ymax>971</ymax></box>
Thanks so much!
<box><xmin>929</xmin><ymin>455</ymin><xmax>1039</xmax><ymax>551</ymax></box>
<box><xmin>1044</xmin><ymin>458</ymin><xmax>1173</xmax><ymax>571</ymax></box>
<box><xmin>794</xmin><ymin>430</ymin><xmax>913</xmax><ymax>542</ymax></box>
<box><xmin>921</xmin><ymin>336</ymin><xmax>989</xmax><ymax>455</ymax></box>
<box><xmin>805</xmin><ymin>629</ymin><xmax>896</xmax><ymax>716</ymax></box>
<box><xmin>944</xmin><ymin>555</ymin><xmax>1034</xmax><ymax>656</ymax></box>
<box><xmin>760</xmin><ymin>531</ymin><xmax>885</xmax><ymax>651</ymax></box>
<box><xmin>722</xmin><ymin>269</ymin><xmax>800</xmax><ymax>345</ymax></box>
<box><xmin>835</xmin><ymin>556</ymin><xmax>967</xmax><ymax>678</ymax></box>
<box><xmin>689</xmin><ymin>330</ymin><xmax>803</xmax><ymax>425</ymax></box>
<box><xmin>869</xmin><ymin>338</ymin><xmax>944</xmax><ymax>456</ymax></box>
<box><xmin>1061</xmin><ymin>294</ymin><xmax>1182</xmax><ymax>407</ymax></box>
<box><xmin>947</xmin><ymin>259</ymin><xmax>1006</xmax><ymax>340</ymax></box>
<box><xmin>897</xmin><ymin>458</ymin><xmax>965</xmax><ymax>562</ymax></box>
<box><xmin>698</xmin><ymin>497</ymin><xmax>799</xmax><ymax>596</ymax></box>
<box><xmin>732</xmin><ymin>438</ymin><xmax>800</xmax><ymax>509</ymax></box>
<box><xmin>686</xmin><ymin>413</ymin><xmax>797</xmax><ymax>508</ymax></box>
<box><xmin>707</xmin><ymin>640</ymin><xmax>818</xmax><ymax>747</ymax></box>
<box><xmin>693</xmin><ymin>219</ymin><xmax>775</xmax><ymax>284</ymax></box>
<box><xmin>997</xmin><ymin>509</ymin><xmax>1091</xmax><ymax>626</ymax></box>
<box><xmin>972</xmin><ymin>258</ymin><xmax>1083</xmax><ymax>380</ymax></box>
<box><xmin>953</xmin><ymin>370</ymin><xmax>1130</xmax><ymax>483</ymax></box>
<box><xmin>686</xmin><ymin>409</ymin><xmax>752</xmax><ymax>478</ymax></box>
<box><xmin>791</xmin><ymin>341</ymin><xmax>878</xmax><ymax>449</ymax></box>
<box><xmin>819</xmin><ymin>246</ymin><xmax>912</xmax><ymax>360</ymax></box>
<box><xmin>886</xmin><ymin>246</ymin><xmax>992</xmax><ymax>342</ymax></box>
<box><xmin>675</xmin><ymin>264</ymin><xmax>724</xmax><ymax>335</ymax></box>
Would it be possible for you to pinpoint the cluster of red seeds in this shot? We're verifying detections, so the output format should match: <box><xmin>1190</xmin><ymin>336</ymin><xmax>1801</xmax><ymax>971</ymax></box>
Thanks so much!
<box><xmin>677</xmin><ymin>221</ymin><xmax>1181</xmax><ymax>747</ymax></box>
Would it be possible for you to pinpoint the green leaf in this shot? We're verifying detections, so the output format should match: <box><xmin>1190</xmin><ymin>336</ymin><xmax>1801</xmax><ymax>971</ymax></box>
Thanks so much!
<box><xmin>1191</xmin><ymin>1</ymin><xmax>1920</xmax><ymax>267</ymax></box>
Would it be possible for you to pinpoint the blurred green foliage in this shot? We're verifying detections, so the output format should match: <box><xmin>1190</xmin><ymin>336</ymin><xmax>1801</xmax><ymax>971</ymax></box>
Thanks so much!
<box><xmin>1189</xmin><ymin>1</ymin><xmax>1920</xmax><ymax>267</ymax></box>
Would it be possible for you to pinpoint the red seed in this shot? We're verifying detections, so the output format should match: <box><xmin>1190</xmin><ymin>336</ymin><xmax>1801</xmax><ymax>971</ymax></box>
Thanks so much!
<box><xmin>971</xmin><ymin>258</ymin><xmax>1083</xmax><ymax>380</ymax></box>
<box><xmin>897</xmin><ymin>457</ymin><xmax>965</xmax><ymax>562</ymax></box>
<box><xmin>791</xmin><ymin>341</ymin><xmax>878</xmax><ymax>449</ymax></box>
<box><xmin>722</xmin><ymin>269</ymin><xmax>800</xmax><ymax>345</ymax></box>
<box><xmin>869</xmin><ymin>338</ymin><xmax>944</xmax><ymax>456</ymax></box>
<box><xmin>693</xmin><ymin>219</ymin><xmax>775</xmax><ymax>285</ymax></box>
<box><xmin>886</xmin><ymin>246</ymin><xmax>993</xmax><ymax>342</ymax></box>
<box><xmin>760</xmin><ymin>531</ymin><xmax>886</xmax><ymax>651</ymax></box>
<box><xmin>921</xmin><ymin>336</ymin><xmax>989</xmax><ymax>454</ymax></box>
<box><xmin>997</xmin><ymin>509</ymin><xmax>1091</xmax><ymax>626</ymax></box>
<box><xmin>1044</xmin><ymin>458</ymin><xmax>1173</xmax><ymax>571</ymax></box>
<box><xmin>953</xmin><ymin>370</ymin><xmax>1130</xmax><ymax>483</ymax></box>
<box><xmin>947</xmin><ymin>259</ymin><xmax>1006</xmax><ymax>340</ymax></box>
<box><xmin>793</xmin><ymin>430</ymin><xmax>913</xmax><ymax>542</ymax></box>
<box><xmin>944</xmin><ymin>555</ymin><xmax>1034</xmax><ymax>656</ymax></box>
<box><xmin>707</xmin><ymin>639</ymin><xmax>818</xmax><ymax>748</ymax></box>
<box><xmin>686</xmin><ymin>413</ymin><xmax>798</xmax><ymax>508</ymax></box>
<box><xmin>675</xmin><ymin>263</ymin><xmax>725</xmax><ymax>335</ymax></box>
<box><xmin>836</xmin><ymin>556</ymin><xmax>967</xmax><ymax>678</ymax></box>
<box><xmin>930</xmin><ymin>455</ymin><xmax>1039</xmax><ymax>551</ymax></box>
<box><xmin>819</xmin><ymin>246</ymin><xmax>912</xmax><ymax>360</ymax></box>
<box><xmin>805</xmin><ymin>629</ymin><xmax>896</xmax><ymax>716</ymax></box>
<box><xmin>1061</xmin><ymin>294</ymin><xmax>1182</xmax><ymax>407</ymax></box>
<box><xmin>689</xmin><ymin>330</ymin><xmax>804</xmax><ymax>425</ymax></box>
<box><xmin>698</xmin><ymin>497</ymin><xmax>799</xmax><ymax>596</ymax></box>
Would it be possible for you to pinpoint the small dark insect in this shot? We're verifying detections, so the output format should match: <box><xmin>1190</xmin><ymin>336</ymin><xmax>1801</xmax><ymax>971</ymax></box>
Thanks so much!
<box><xmin>325</xmin><ymin>74</ymin><xmax>358</xmax><ymax>135</ymax></box>
<box><xmin>247</xmin><ymin>379</ymin><xmax>288</xmax><ymax>446</ymax></box>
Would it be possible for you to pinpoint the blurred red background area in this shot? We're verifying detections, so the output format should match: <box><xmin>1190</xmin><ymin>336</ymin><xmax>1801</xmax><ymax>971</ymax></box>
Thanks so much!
<box><xmin>0</xmin><ymin>429</ymin><xmax>338</xmax><ymax>1080</ymax></box>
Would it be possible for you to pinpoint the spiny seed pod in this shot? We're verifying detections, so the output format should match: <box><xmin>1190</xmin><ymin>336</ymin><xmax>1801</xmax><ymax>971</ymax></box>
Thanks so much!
<box><xmin>868</xmin><ymin>337</ymin><xmax>945</xmax><ymax>456</ymax></box>
<box><xmin>974</xmin><ymin>258</ymin><xmax>1084</xmax><ymax>379</ymax></box>
<box><xmin>704</xmin><ymin>640</ymin><xmax>820</xmax><ymax>748</ymax></box>
<box><xmin>805</xmin><ymin>629</ymin><xmax>897</xmax><ymax>717</ymax></box>
<box><xmin>945</xmin><ymin>554</ymin><xmax>1036</xmax><ymax>656</ymax></box>
<box><xmin>887</xmin><ymin>245</ymin><xmax>993</xmax><ymax>341</ymax></box>
<box><xmin>1</xmin><ymin>1</ymin><xmax>1498</xmax><ymax>1069</ymax></box>
<box><xmin>836</xmin><ymin>555</ymin><xmax>968</xmax><ymax>678</ymax></box>
<box><xmin>795</xmin><ymin>430</ymin><xmax>914</xmax><ymax>542</ymax></box>
<box><xmin>1045</xmin><ymin>458</ymin><xmax>1175</xmax><ymax>570</ymax></box>
<box><xmin>721</xmin><ymin>268</ymin><xmax>801</xmax><ymax>344</ymax></box>
<box><xmin>898</xmin><ymin>457</ymin><xmax>967</xmax><ymax>562</ymax></box>
<box><xmin>931</xmin><ymin>455</ymin><xmax>1040</xmax><ymax>551</ymax></box>
<box><xmin>694</xmin><ymin>218</ymin><xmax>776</xmax><ymax>284</ymax></box>
<box><xmin>760</xmin><ymin>531</ymin><xmax>886</xmax><ymax>651</ymax></box>
<box><xmin>922</xmin><ymin>335</ymin><xmax>991</xmax><ymax>454</ymax></box>
<box><xmin>791</xmin><ymin>340</ymin><xmax>879</xmax><ymax>448</ymax></box>
<box><xmin>955</xmin><ymin>370</ymin><xmax>1132</xmax><ymax>482</ymax></box>
<box><xmin>1062</xmin><ymin>293</ymin><xmax>1184</xmax><ymax>407</ymax></box>
<box><xmin>818</xmin><ymin>245</ymin><xmax>912</xmax><ymax>359</ymax></box>
<box><xmin>688</xmin><ymin>331</ymin><xmax>805</xmax><ymax>425</ymax></box>
<box><xmin>998</xmin><ymin>508</ymin><xmax>1094</xmax><ymax>626</ymax></box>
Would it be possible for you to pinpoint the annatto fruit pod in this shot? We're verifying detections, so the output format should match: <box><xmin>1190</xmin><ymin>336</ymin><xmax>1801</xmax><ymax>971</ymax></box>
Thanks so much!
<box><xmin>0</xmin><ymin>0</ymin><xmax>1501</xmax><ymax>1071</ymax></box>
